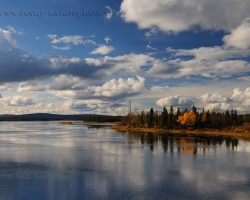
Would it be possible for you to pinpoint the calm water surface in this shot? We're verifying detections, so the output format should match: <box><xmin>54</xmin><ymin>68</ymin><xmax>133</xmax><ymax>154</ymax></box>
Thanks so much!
<box><xmin>0</xmin><ymin>121</ymin><xmax>250</xmax><ymax>200</ymax></box>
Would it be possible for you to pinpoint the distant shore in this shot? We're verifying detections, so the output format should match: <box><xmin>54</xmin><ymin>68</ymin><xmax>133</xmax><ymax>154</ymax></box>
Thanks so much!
<box><xmin>108</xmin><ymin>124</ymin><xmax>250</xmax><ymax>140</ymax></box>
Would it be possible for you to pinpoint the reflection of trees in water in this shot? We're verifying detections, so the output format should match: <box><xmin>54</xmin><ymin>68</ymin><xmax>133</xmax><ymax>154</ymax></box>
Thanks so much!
<box><xmin>115</xmin><ymin>132</ymin><xmax>239</xmax><ymax>154</ymax></box>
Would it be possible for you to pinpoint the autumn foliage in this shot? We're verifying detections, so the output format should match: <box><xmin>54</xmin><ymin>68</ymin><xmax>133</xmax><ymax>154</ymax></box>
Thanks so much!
<box><xmin>177</xmin><ymin>111</ymin><xmax>196</xmax><ymax>127</ymax></box>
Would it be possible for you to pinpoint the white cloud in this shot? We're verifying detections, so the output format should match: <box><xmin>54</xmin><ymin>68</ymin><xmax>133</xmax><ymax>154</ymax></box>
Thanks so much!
<box><xmin>47</xmin><ymin>103</ymin><xmax>55</xmax><ymax>108</ymax></box>
<box><xmin>199</xmin><ymin>93</ymin><xmax>230</xmax><ymax>103</ymax></box>
<box><xmin>0</xmin><ymin>96</ymin><xmax>35</xmax><ymax>106</ymax></box>
<box><xmin>63</xmin><ymin>99</ymin><xmax>105</xmax><ymax>110</ymax></box>
<box><xmin>36</xmin><ymin>103</ymin><xmax>44</xmax><ymax>107</ymax></box>
<box><xmin>51</xmin><ymin>75</ymin><xmax>146</xmax><ymax>101</ymax></box>
<box><xmin>7</xmin><ymin>25</ymin><xmax>23</xmax><ymax>35</ymax></box>
<box><xmin>50</xmin><ymin>56</ymin><xmax>80</xmax><ymax>68</ymax></box>
<box><xmin>231</xmin><ymin>88</ymin><xmax>250</xmax><ymax>102</ymax></box>
<box><xmin>0</xmin><ymin>28</ymin><xmax>18</xmax><ymax>47</ymax></box>
<box><xmin>146</xmin><ymin>45</ymin><xmax>157</xmax><ymax>51</ymax></box>
<box><xmin>223</xmin><ymin>18</ymin><xmax>250</xmax><ymax>49</ymax></box>
<box><xmin>0</xmin><ymin>83</ymin><xmax>15</xmax><ymax>90</ymax></box>
<box><xmin>35</xmin><ymin>36</ymin><xmax>43</xmax><ymax>40</ymax></box>
<box><xmin>204</xmin><ymin>102</ymin><xmax>230</xmax><ymax>112</ymax></box>
<box><xmin>85</xmin><ymin>53</ymin><xmax>154</xmax><ymax>74</ymax></box>
<box><xmin>151</xmin><ymin>85</ymin><xmax>169</xmax><ymax>91</ymax></box>
<box><xmin>156</xmin><ymin>95</ymin><xmax>197</xmax><ymax>107</ymax></box>
<box><xmin>156</xmin><ymin>87</ymin><xmax>250</xmax><ymax>113</ymax></box>
<box><xmin>147</xmin><ymin>46</ymin><xmax>250</xmax><ymax>79</ymax></box>
<box><xmin>145</xmin><ymin>27</ymin><xmax>158</xmax><ymax>37</ymax></box>
<box><xmin>18</xmin><ymin>81</ymin><xmax>46</xmax><ymax>92</ymax></box>
<box><xmin>52</xmin><ymin>45</ymin><xmax>71</xmax><ymax>50</ymax></box>
<box><xmin>120</xmin><ymin>0</ymin><xmax>250</xmax><ymax>33</ymax></box>
<box><xmin>238</xmin><ymin>76</ymin><xmax>250</xmax><ymax>81</ymax></box>
<box><xmin>104</xmin><ymin>36</ymin><xmax>111</xmax><ymax>44</ymax></box>
<box><xmin>48</xmin><ymin>34</ymin><xmax>96</xmax><ymax>45</ymax></box>
<box><xmin>105</xmin><ymin>6</ymin><xmax>113</xmax><ymax>20</ymax></box>
<box><xmin>91</xmin><ymin>45</ymin><xmax>114</xmax><ymax>55</ymax></box>
<box><xmin>166</xmin><ymin>46</ymin><xmax>250</xmax><ymax>61</ymax></box>
<box><xmin>49</xmin><ymin>75</ymin><xmax>83</xmax><ymax>90</ymax></box>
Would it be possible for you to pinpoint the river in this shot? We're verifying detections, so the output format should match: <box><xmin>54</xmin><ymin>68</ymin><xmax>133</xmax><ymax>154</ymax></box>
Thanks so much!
<box><xmin>0</xmin><ymin>121</ymin><xmax>249</xmax><ymax>199</ymax></box>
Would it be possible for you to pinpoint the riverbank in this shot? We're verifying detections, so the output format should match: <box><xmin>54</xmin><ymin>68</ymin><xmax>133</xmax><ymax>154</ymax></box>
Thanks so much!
<box><xmin>108</xmin><ymin>124</ymin><xmax>250</xmax><ymax>140</ymax></box>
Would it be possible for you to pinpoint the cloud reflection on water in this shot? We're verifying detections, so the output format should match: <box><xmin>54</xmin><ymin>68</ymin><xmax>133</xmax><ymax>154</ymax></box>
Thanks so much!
<box><xmin>0</xmin><ymin>122</ymin><xmax>250</xmax><ymax>199</ymax></box>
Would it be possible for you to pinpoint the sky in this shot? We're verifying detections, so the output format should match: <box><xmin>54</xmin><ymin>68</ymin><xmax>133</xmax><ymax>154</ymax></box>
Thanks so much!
<box><xmin>0</xmin><ymin>0</ymin><xmax>250</xmax><ymax>115</ymax></box>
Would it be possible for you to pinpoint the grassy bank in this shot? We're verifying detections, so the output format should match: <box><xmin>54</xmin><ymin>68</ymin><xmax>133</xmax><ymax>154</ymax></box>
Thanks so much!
<box><xmin>108</xmin><ymin>123</ymin><xmax>250</xmax><ymax>140</ymax></box>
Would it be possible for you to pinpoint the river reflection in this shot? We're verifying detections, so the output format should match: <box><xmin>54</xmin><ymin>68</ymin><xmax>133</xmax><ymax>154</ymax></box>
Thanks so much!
<box><xmin>119</xmin><ymin>132</ymin><xmax>239</xmax><ymax>154</ymax></box>
<box><xmin>0</xmin><ymin>122</ymin><xmax>250</xmax><ymax>200</ymax></box>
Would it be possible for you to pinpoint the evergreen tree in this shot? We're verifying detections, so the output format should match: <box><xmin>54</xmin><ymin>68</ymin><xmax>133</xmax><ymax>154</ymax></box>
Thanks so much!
<box><xmin>161</xmin><ymin>106</ymin><xmax>168</xmax><ymax>127</ymax></box>
<box><xmin>154</xmin><ymin>110</ymin><xmax>159</xmax><ymax>127</ymax></box>
<box><xmin>146</xmin><ymin>112</ymin><xmax>150</xmax><ymax>128</ymax></box>
<box><xmin>175</xmin><ymin>107</ymin><xmax>181</xmax><ymax>126</ymax></box>
<box><xmin>140</xmin><ymin>111</ymin><xmax>144</xmax><ymax>126</ymax></box>
<box><xmin>192</xmin><ymin>105</ymin><xmax>197</xmax><ymax>114</ymax></box>
<box><xmin>149</xmin><ymin>108</ymin><xmax>154</xmax><ymax>128</ymax></box>
<box><xmin>169</xmin><ymin>106</ymin><xmax>174</xmax><ymax>128</ymax></box>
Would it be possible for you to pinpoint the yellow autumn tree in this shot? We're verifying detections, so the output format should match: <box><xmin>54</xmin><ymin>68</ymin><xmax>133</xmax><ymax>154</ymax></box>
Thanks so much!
<box><xmin>130</xmin><ymin>113</ymin><xmax>140</xmax><ymax>126</ymax></box>
<box><xmin>177</xmin><ymin>111</ymin><xmax>197</xmax><ymax>127</ymax></box>
<box><xmin>201</xmin><ymin>113</ymin><xmax>207</xmax><ymax>123</ymax></box>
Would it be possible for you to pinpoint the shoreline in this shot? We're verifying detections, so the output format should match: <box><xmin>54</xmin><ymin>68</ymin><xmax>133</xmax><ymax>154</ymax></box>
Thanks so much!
<box><xmin>108</xmin><ymin>125</ymin><xmax>250</xmax><ymax>140</ymax></box>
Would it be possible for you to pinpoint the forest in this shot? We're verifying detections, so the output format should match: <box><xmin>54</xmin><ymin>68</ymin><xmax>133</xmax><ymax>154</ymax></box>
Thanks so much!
<box><xmin>123</xmin><ymin>106</ymin><xmax>250</xmax><ymax>129</ymax></box>
<box><xmin>83</xmin><ymin>115</ymin><xmax>122</xmax><ymax>123</ymax></box>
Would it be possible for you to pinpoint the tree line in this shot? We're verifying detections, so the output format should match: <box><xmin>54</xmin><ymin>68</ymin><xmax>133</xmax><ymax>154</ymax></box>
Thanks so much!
<box><xmin>84</xmin><ymin>115</ymin><xmax>122</xmax><ymax>123</ymax></box>
<box><xmin>123</xmin><ymin>106</ymin><xmax>250</xmax><ymax>129</ymax></box>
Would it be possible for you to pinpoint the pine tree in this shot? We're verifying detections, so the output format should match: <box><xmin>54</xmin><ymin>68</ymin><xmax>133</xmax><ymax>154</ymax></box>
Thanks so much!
<box><xmin>149</xmin><ymin>108</ymin><xmax>154</xmax><ymax>128</ymax></box>
<box><xmin>169</xmin><ymin>106</ymin><xmax>174</xmax><ymax>128</ymax></box>
<box><xmin>140</xmin><ymin>111</ymin><xmax>144</xmax><ymax>127</ymax></box>
<box><xmin>192</xmin><ymin>105</ymin><xmax>197</xmax><ymax>114</ymax></box>
<box><xmin>161</xmin><ymin>106</ymin><xmax>168</xmax><ymax>127</ymax></box>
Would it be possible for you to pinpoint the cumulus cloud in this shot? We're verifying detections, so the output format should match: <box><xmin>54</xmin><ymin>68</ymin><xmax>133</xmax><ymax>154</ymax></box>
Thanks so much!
<box><xmin>0</xmin><ymin>30</ymin><xmax>151</xmax><ymax>84</ymax></box>
<box><xmin>156</xmin><ymin>95</ymin><xmax>197</xmax><ymax>107</ymax></box>
<box><xmin>51</xmin><ymin>75</ymin><xmax>146</xmax><ymax>101</ymax></box>
<box><xmin>36</xmin><ymin>103</ymin><xmax>44</xmax><ymax>107</ymax></box>
<box><xmin>204</xmin><ymin>102</ymin><xmax>231</xmax><ymax>112</ymax></box>
<box><xmin>238</xmin><ymin>76</ymin><xmax>250</xmax><ymax>81</ymax></box>
<box><xmin>1</xmin><ymin>26</ymin><xmax>250</xmax><ymax>86</ymax></box>
<box><xmin>0</xmin><ymin>96</ymin><xmax>35</xmax><ymax>106</ymax></box>
<box><xmin>17</xmin><ymin>81</ymin><xmax>46</xmax><ymax>92</ymax></box>
<box><xmin>0</xmin><ymin>30</ymin><xmax>117</xmax><ymax>83</ymax></box>
<box><xmin>147</xmin><ymin>46</ymin><xmax>250</xmax><ymax>79</ymax></box>
<box><xmin>223</xmin><ymin>19</ymin><xmax>250</xmax><ymax>49</ymax></box>
<box><xmin>49</xmin><ymin>75</ymin><xmax>83</xmax><ymax>90</ymax></box>
<box><xmin>231</xmin><ymin>88</ymin><xmax>250</xmax><ymax>102</ymax></box>
<box><xmin>201</xmin><ymin>89</ymin><xmax>250</xmax><ymax>112</ymax></box>
<box><xmin>91</xmin><ymin>45</ymin><xmax>114</xmax><ymax>55</ymax></box>
<box><xmin>63</xmin><ymin>99</ymin><xmax>105</xmax><ymax>110</ymax></box>
<box><xmin>0</xmin><ymin>83</ymin><xmax>15</xmax><ymax>90</ymax></box>
<box><xmin>120</xmin><ymin>0</ymin><xmax>250</xmax><ymax>33</ymax></box>
<box><xmin>47</xmin><ymin>103</ymin><xmax>55</xmax><ymax>108</ymax></box>
<box><xmin>199</xmin><ymin>93</ymin><xmax>230</xmax><ymax>103</ymax></box>
<box><xmin>166</xmin><ymin>46</ymin><xmax>250</xmax><ymax>61</ymax></box>
<box><xmin>85</xmin><ymin>53</ymin><xmax>154</xmax><ymax>74</ymax></box>
<box><xmin>150</xmin><ymin>85</ymin><xmax>169</xmax><ymax>91</ymax></box>
<box><xmin>156</xmin><ymin>87</ymin><xmax>250</xmax><ymax>113</ymax></box>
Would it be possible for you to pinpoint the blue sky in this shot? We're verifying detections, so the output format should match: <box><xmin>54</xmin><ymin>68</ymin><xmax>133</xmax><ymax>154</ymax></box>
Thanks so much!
<box><xmin>0</xmin><ymin>0</ymin><xmax>250</xmax><ymax>115</ymax></box>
